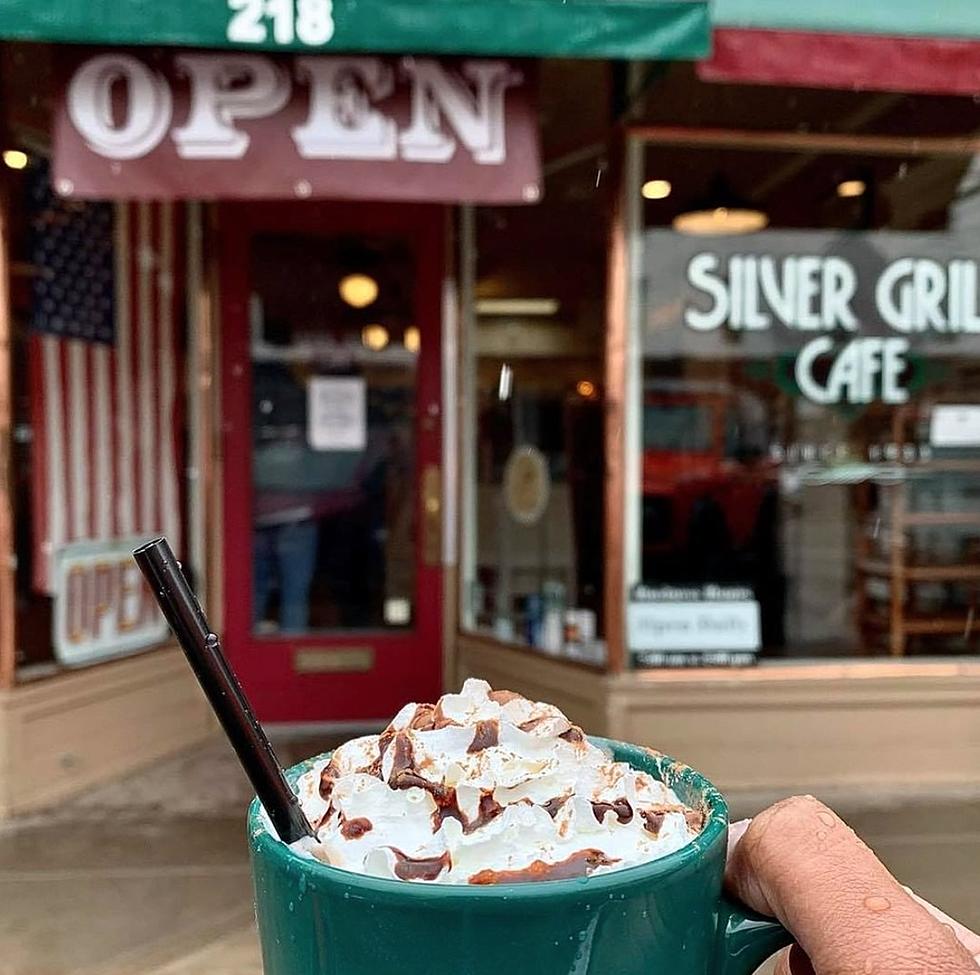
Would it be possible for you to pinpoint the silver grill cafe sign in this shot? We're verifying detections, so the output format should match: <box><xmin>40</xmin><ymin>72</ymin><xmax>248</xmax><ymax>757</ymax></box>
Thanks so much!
<box><xmin>682</xmin><ymin>248</ymin><xmax>980</xmax><ymax>405</ymax></box>
<box><xmin>53</xmin><ymin>50</ymin><xmax>540</xmax><ymax>203</ymax></box>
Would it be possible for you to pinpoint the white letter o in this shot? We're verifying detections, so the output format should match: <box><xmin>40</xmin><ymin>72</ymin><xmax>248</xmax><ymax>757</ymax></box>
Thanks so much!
<box><xmin>67</xmin><ymin>55</ymin><xmax>172</xmax><ymax>160</ymax></box>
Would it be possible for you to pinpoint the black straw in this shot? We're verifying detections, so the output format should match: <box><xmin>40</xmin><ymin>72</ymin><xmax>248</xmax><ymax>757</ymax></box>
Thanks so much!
<box><xmin>133</xmin><ymin>537</ymin><xmax>314</xmax><ymax>843</ymax></box>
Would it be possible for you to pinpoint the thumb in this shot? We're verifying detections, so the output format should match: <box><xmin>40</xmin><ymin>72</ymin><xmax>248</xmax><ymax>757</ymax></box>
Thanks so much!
<box><xmin>725</xmin><ymin>796</ymin><xmax>980</xmax><ymax>974</ymax></box>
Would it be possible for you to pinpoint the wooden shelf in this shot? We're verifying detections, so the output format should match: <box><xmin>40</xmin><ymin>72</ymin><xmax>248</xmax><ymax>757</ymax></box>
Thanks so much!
<box><xmin>891</xmin><ymin>460</ymin><xmax>980</xmax><ymax>473</ymax></box>
<box><xmin>861</xmin><ymin>612</ymin><xmax>977</xmax><ymax>636</ymax></box>
<box><xmin>901</xmin><ymin>511</ymin><xmax>980</xmax><ymax>527</ymax></box>
<box><xmin>858</xmin><ymin>559</ymin><xmax>980</xmax><ymax>582</ymax></box>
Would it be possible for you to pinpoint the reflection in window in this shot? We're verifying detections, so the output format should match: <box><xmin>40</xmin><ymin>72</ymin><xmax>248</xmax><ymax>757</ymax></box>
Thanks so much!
<box><xmin>632</xmin><ymin>77</ymin><xmax>980</xmax><ymax>661</ymax></box>
<box><xmin>463</xmin><ymin>62</ymin><xmax>610</xmax><ymax>663</ymax></box>
<box><xmin>249</xmin><ymin>234</ymin><xmax>417</xmax><ymax>635</ymax></box>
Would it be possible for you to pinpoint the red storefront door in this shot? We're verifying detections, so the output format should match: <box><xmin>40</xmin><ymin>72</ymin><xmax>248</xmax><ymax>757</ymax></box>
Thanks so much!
<box><xmin>219</xmin><ymin>202</ymin><xmax>444</xmax><ymax>724</ymax></box>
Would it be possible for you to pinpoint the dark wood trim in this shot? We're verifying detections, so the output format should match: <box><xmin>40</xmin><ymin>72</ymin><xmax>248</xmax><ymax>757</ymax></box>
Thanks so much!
<box><xmin>457</xmin><ymin>630</ymin><xmax>606</xmax><ymax>676</ymax></box>
<box><xmin>0</xmin><ymin>187</ymin><xmax>14</xmax><ymax>690</ymax></box>
<box><xmin>602</xmin><ymin>131</ymin><xmax>628</xmax><ymax>675</ymax></box>
<box><xmin>626</xmin><ymin>125</ymin><xmax>980</xmax><ymax>158</ymax></box>
<box><xmin>199</xmin><ymin>203</ymin><xmax>223</xmax><ymax>630</ymax></box>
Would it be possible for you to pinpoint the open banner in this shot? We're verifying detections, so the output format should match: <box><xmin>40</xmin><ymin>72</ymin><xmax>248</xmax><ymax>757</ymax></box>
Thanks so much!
<box><xmin>53</xmin><ymin>50</ymin><xmax>542</xmax><ymax>203</ymax></box>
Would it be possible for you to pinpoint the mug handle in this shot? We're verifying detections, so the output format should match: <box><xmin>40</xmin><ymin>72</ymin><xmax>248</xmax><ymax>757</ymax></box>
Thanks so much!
<box><xmin>712</xmin><ymin>894</ymin><xmax>794</xmax><ymax>975</ymax></box>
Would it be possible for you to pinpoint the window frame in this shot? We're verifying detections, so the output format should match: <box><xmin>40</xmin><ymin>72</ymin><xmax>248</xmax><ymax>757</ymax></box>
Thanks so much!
<box><xmin>620</xmin><ymin>124</ymin><xmax>980</xmax><ymax>670</ymax></box>
<box><xmin>0</xmin><ymin>187</ymin><xmax>14</xmax><ymax>689</ymax></box>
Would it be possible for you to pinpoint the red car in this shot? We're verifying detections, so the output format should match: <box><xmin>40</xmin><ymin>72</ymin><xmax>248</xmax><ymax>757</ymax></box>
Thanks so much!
<box><xmin>641</xmin><ymin>387</ymin><xmax>778</xmax><ymax>576</ymax></box>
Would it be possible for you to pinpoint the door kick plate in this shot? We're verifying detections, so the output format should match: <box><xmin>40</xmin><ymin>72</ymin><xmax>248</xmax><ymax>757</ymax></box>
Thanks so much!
<box><xmin>293</xmin><ymin>647</ymin><xmax>375</xmax><ymax>674</ymax></box>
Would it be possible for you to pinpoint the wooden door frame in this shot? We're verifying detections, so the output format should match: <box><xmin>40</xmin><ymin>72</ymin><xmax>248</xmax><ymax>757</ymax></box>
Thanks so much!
<box><xmin>216</xmin><ymin>200</ymin><xmax>446</xmax><ymax>724</ymax></box>
<box><xmin>0</xmin><ymin>186</ymin><xmax>14</xmax><ymax>690</ymax></box>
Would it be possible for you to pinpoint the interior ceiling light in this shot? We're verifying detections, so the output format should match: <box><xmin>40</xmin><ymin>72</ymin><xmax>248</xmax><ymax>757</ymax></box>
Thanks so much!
<box><xmin>403</xmin><ymin>326</ymin><xmax>420</xmax><ymax>354</ymax></box>
<box><xmin>475</xmin><ymin>298</ymin><xmax>559</xmax><ymax>316</ymax></box>
<box><xmin>837</xmin><ymin>179</ymin><xmax>867</xmax><ymax>199</ymax></box>
<box><xmin>641</xmin><ymin>179</ymin><xmax>672</xmax><ymax>200</ymax></box>
<box><xmin>339</xmin><ymin>273</ymin><xmax>379</xmax><ymax>309</ymax></box>
<box><xmin>576</xmin><ymin>379</ymin><xmax>597</xmax><ymax>398</ymax></box>
<box><xmin>2</xmin><ymin>149</ymin><xmax>28</xmax><ymax>170</ymax></box>
<box><xmin>361</xmin><ymin>324</ymin><xmax>389</xmax><ymax>351</ymax></box>
<box><xmin>673</xmin><ymin>176</ymin><xmax>768</xmax><ymax>237</ymax></box>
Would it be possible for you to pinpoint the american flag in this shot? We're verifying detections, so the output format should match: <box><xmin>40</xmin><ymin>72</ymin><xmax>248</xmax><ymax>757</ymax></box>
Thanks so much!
<box><xmin>29</xmin><ymin>169</ymin><xmax>184</xmax><ymax>593</ymax></box>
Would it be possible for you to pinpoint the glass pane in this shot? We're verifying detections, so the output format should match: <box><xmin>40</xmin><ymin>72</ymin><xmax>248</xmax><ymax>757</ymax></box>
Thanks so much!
<box><xmin>463</xmin><ymin>60</ymin><xmax>610</xmax><ymax>665</ymax></box>
<box><xmin>633</xmin><ymin>128</ymin><xmax>980</xmax><ymax>660</ymax></box>
<box><xmin>250</xmin><ymin>234</ymin><xmax>417</xmax><ymax>635</ymax></box>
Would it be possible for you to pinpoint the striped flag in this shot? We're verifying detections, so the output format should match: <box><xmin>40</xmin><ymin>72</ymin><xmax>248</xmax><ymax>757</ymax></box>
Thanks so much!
<box><xmin>29</xmin><ymin>178</ymin><xmax>184</xmax><ymax>594</ymax></box>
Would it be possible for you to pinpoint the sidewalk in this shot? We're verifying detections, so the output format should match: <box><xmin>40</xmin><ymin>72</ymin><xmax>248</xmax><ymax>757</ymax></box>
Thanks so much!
<box><xmin>1</xmin><ymin>737</ymin><xmax>977</xmax><ymax>975</ymax></box>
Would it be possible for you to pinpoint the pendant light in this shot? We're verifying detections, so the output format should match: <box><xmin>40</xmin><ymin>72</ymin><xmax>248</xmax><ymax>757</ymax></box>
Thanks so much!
<box><xmin>672</xmin><ymin>175</ymin><xmax>768</xmax><ymax>237</ymax></box>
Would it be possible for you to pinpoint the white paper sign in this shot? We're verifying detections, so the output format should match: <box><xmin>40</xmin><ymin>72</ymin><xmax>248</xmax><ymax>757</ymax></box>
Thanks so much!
<box><xmin>627</xmin><ymin>599</ymin><xmax>761</xmax><ymax>652</ymax></box>
<box><xmin>929</xmin><ymin>405</ymin><xmax>980</xmax><ymax>447</ymax></box>
<box><xmin>308</xmin><ymin>377</ymin><xmax>366</xmax><ymax>451</ymax></box>
<box><xmin>53</xmin><ymin>537</ymin><xmax>169</xmax><ymax>667</ymax></box>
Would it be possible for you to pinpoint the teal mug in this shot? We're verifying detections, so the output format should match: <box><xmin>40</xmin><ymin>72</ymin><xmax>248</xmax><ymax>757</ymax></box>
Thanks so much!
<box><xmin>248</xmin><ymin>738</ymin><xmax>791</xmax><ymax>975</ymax></box>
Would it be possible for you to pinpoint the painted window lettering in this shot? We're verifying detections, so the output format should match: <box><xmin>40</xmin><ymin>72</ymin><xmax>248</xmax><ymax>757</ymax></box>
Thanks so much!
<box><xmin>66</xmin><ymin>54</ymin><xmax>518</xmax><ymax>166</ymax></box>
<box><xmin>683</xmin><ymin>251</ymin><xmax>980</xmax><ymax>405</ymax></box>
<box><xmin>227</xmin><ymin>0</ymin><xmax>334</xmax><ymax>47</ymax></box>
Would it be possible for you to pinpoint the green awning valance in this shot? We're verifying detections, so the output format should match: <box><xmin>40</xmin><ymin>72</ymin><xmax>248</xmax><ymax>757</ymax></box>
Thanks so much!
<box><xmin>0</xmin><ymin>0</ymin><xmax>710</xmax><ymax>59</ymax></box>
<box><xmin>714</xmin><ymin>0</ymin><xmax>980</xmax><ymax>40</ymax></box>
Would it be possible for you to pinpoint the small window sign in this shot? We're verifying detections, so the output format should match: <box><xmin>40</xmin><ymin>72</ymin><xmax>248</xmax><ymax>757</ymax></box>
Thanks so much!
<box><xmin>53</xmin><ymin>538</ymin><xmax>170</xmax><ymax>667</ymax></box>
<box><xmin>307</xmin><ymin>376</ymin><xmax>366</xmax><ymax>451</ymax></box>
<box><xmin>929</xmin><ymin>405</ymin><xmax>980</xmax><ymax>448</ymax></box>
<box><xmin>628</xmin><ymin>584</ymin><xmax>760</xmax><ymax>668</ymax></box>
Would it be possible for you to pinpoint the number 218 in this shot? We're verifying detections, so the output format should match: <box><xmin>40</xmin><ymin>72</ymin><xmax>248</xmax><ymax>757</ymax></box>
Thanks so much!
<box><xmin>227</xmin><ymin>0</ymin><xmax>334</xmax><ymax>46</ymax></box>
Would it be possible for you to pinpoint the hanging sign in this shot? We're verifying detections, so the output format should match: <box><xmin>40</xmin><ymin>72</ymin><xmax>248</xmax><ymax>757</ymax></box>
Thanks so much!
<box><xmin>52</xmin><ymin>538</ymin><xmax>170</xmax><ymax>667</ymax></box>
<box><xmin>53</xmin><ymin>49</ymin><xmax>540</xmax><ymax>204</ymax></box>
<box><xmin>503</xmin><ymin>446</ymin><xmax>551</xmax><ymax>525</ymax></box>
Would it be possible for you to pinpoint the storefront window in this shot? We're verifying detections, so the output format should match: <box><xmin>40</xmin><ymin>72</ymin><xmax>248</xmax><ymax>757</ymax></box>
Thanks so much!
<box><xmin>9</xmin><ymin>159</ymin><xmax>191</xmax><ymax>678</ymax></box>
<box><xmin>462</xmin><ymin>61</ymin><xmax>610</xmax><ymax>664</ymax></box>
<box><xmin>627</xmin><ymin>78</ymin><xmax>980</xmax><ymax>663</ymax></box>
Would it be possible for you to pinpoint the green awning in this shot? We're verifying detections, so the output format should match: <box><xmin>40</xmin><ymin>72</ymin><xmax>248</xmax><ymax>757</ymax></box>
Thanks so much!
<box><xmin>0</xmin><ymin>0</ymin><xmax>710</xmax><ymax>59</ymax></box>
<box><xmin>714</xmin><ymin>0</ymin><xmax>980</xmax><ymax>40</ymax></box>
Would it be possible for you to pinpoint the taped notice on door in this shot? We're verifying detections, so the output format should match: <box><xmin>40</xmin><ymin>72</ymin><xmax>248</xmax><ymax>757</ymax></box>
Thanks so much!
<box><xmin>308</xmin><ymin>377</ymin><xmax>366</xmax><ymax>451</ymax></box>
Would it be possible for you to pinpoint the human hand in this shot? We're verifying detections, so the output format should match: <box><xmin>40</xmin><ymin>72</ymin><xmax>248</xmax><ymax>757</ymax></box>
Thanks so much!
<box><xmin>726</xmin><ymin>796</ymin><xmax>980</xmax><ymax>974</ymax></box>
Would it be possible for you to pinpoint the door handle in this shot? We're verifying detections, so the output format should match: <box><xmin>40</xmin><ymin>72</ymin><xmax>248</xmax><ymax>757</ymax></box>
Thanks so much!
<box><xmin>421</xmin><ymin>463</ymin><xmax>442</xmax><ymax>567</ymax></box>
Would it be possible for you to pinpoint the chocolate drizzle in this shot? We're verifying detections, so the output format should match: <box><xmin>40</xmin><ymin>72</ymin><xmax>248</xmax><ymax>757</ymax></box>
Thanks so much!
<box><xmin>312</xmin><ymin>808</ymin><xmax>334</xmax><ymax>831</ymax></box>
<box><xmin>405</xmin><ymin>702</ymin><xmax>459</xmax><ymax>731</ymax></box>
<box><xmin>591</xmin><ymin>797</ymin><xmax>634</xmax><ymax>825</ymax></box>
<box><xmin>318</xmin><ymin>758</ymin><xmax>340</xmax><ymax>801</ymax></box>
<box><xmin>639</xmin><ymin>803</ymin><xmax>691</xmax><ymax>837</ymax></box>
<box><xmin>468</xmin><ymin>849</ymin><xmax>618</xmax><ymax>885</ymax></box>
<box><xmin>340</xmin><ymin>817</ymin><xmax>373</xmax><ymax>839</ymax></box>
<box><xmin>640</xmin><ymin>809</ymin><xmax>666</xmax><ymax>837</ymax></box>
<box><xmin>390</xmin><ymin>848</ymin><xmax>451</xmax><ymax>882</ymax></box>
<box><xmin>468</xmin><ymin>719</ymin><xmax>499</xmax><ymax>753</ymax></box>
<box><xmin>684</xmin><ymin>808</ymin><xmax>706</xmax><ymax>832</ymax></box>
<box><xmin>488</xmin><ymin>689</ymin><xmax>520</xmax><ymax>704</ymax></box>
<box><xmin>385</xmin><ymin>731</ymin><xmax>462</xmax><ymax>832</ymax></box>
<box><xmin>431</xmin><ymin>788</ymin><xmax>503</xmax><ymax>834</ymax></box>
<box><xmin>518</xmin><ymin>716</ymin><xmax>547</xmax><ymax>732</ymax></box>
<box><xmin>378</xmin><ymin>727</ymin><xmax>397</xmax><ymax>758</ymax></box>
<box><xmin>407</xmin><ymin>704</ymin><xmax>437</xmax><ymax>730</ymax></box>
<box><xmin>541</xmin><ymin>795</ymin><xmax>570</xmax><ymax>818</ymax></box>
<box><xmin>559</xmin><ymin>726</ymin><xmax>585</xmax><ymax>743</ymax></box>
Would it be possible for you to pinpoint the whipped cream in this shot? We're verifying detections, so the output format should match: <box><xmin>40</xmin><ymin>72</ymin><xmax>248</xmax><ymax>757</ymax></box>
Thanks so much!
<box><xmin>290</xmin><ymin>679</ymin><xmax>704</xmax><ymax>884</ymax></box>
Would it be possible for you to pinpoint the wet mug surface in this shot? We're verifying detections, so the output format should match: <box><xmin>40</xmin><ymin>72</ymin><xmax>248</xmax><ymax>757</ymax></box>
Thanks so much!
<box><xmin>248</xmin><ymin>738</ymin><xmax>790</xmax><ymax>975</ymax></box>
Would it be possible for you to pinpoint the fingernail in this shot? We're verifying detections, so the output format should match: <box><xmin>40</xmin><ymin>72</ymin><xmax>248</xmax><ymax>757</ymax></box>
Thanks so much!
<box><xmin>727</xmin><ymin>818</ymin><xmax>751</xmax><ymax>858</ymax></box>
<box><xmin>788</xmin><ymin>945</ymin><xmax>816</xmax><ymax>975</ymax></box>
